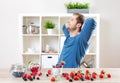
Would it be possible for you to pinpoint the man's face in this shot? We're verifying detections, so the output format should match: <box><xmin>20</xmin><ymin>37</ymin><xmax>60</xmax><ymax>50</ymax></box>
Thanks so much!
<box><xmin>67</xmin><ymin>15</ymin><xmax>78</xmax><ymax>31</ymax></box>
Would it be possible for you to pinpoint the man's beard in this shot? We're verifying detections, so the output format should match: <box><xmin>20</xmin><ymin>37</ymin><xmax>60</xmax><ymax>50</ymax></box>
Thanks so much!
<box><xmin>68</xmin><ymin>27</ymin><xmax>77</xmax><ymax>32</ymax></box>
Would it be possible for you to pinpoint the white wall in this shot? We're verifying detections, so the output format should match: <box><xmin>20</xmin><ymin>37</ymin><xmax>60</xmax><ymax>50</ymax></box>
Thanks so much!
<box><xmin>0</xmin><ymin>0</ymin><xmax>120</xmax><ymax>68</ymax></box>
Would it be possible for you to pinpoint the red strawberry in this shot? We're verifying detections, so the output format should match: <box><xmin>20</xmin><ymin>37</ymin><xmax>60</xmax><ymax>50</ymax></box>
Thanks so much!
<box><xmin>51</xmin><ymin>77</ymin><xmax>56</xmax><ymax>82</ymax></box>
<box><xmin>99</xmin><ymin>74</ymin><xmax>103</xmax><ymax>78</ymax></box>
<box><xmin>92</xmin><ymin>72</ymin><xmax>97</xmax><ymax>75</ymax></box>
<box><xmin>86</xmin><ymin>70</ymin><xmax>89</xmax><ymax>74</ymax></box>
<box><xmin>85</xmin><ymin>74</ymin><xmax>90</xmax><ymax>80</ymax></box>
<box><xmin>63</xmin><ymin>73</ymin><xmax>67</xmax><ymax>77</ymax></box>
<box><xmin>48</xmin><ymin>69</ymin><xmax>52</xmax><ymax>75</ymax></box>
<box><xmin>77</xmin><ymin>74</ymin><xmax>83</xmax><ymax>79</ymax></box>
<box><xmin>22</xmin><ymin>73</ymin><xmax>27</xmax><ymax>78</ymax></box>
<box><xmin>107</xmin><ymin>73</ymin><xmax>111</xmax><ymax>78</ymax></box>
<box><xmin>38</xmin><ymin>72</ymin><xmax>42</xmax><ymax>76</ymax></box>
<box><xmin>70</xmin><ymin>72</ymin><xmax>75</xmax><ymax>78</ymax></box>
<box><xmin>65</xmin><ymin>75</ymin><xmax>70</xmax><ymax>80</ymax></box>
<box><xmin>61</xmin><ymin>61</ymin><xmax>65</xmax><ymax>66</ymax></box>
<box><xmin>92</xmin><ymin>74</ymin><xmax>96</xmax><ymax>79</ymax></box>
<box><xmin>77</xmin><ymin>70</ymin><xmax>81</xmax><ymax>74</ymax></box>
<box><xmin>101</xmin><ymin>70</ymin><xmax>105</xmax><ymax>74</ymax></box>
<box><xmin>27</xmin><ymin>74</ymin><xmax>32</xmax><ymax>79</ymax></box>
<box><xmin>73</xmin><ymin>76</ymin><xmax>79</xmax><ymax>80</ymax></box>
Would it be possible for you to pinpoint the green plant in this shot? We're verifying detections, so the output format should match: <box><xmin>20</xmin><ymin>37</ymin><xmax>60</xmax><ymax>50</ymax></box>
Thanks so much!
<box><xmin>65</xmin><ymin>2</ymin><xmax>89</xmax><ymax>9</ymax></box>
<box><xmin>44</xmin><ymin>21</ymin><xmax>55</xmax><ymax>29</ymax></box>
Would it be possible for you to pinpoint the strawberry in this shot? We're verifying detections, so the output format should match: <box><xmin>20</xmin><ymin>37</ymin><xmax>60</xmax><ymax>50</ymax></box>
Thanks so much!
<box><xmin>22</xmin><ymin>73</ymin><xmax>27</xmax><ymax>78</ymax></box>
<box><xmin>27</xmin><ymin>74</ymin><xmax>32</xmax><ymax>79</ymax></box>
<box><xmin>101</xmin><ymin>70</ymin><xmax>105</xmax><ymax>74</ymax></box>
<box><xmin>77</xmin><ymin>70</ymin><xmax>81</xmax><ymax>74</ymax></box>
<box><xmin>99</xmin><ymin>74</ymin><xmax>103</xmax><ymax>78</ymax></box>
<box><xmin>61</xmin><ymin>61</ymin><xmax>65</xmax><ymax>66</ymax></box>
<box><xmin>92</xmin><ymin>72</ymin><xmax>97</xmax><ymax>79</ymax></box>
<box><xmin>51</xmin><ymin>77</ymin><xmax>56</xmax><ymax>82</ymax></box>
<box><xmin>92</xmin><ymin>74</ymin><xmax>96</xmax><ymax>79</ymax></box>
<box><xmin>38</xmin><ymin>72</ymin><xmax>42</xmax><ymax>76</ymax></box>
<box><xmin>63</xmin><ymin>73</ymin><xmax>68</xmax><ymax>77</ymax></box>
<box><xmin>107</xmin><ymin>73</ymin><xmax>111</xmax><ymax>78</ymax></box>
<box><xmin>70</xmin><ymin>72</ymin><xmax>75</xmax><ymax>78</ymax></box>
<box><xmin>73</xmin><ymin>76</ymin><xmax>79</xmax><ymax>80</ymax></box>
<box><xmin>48</xmin><ymin>69</ymin><xmax>52</xmax><ymax>75</ymax></box>
<box><xmin>86</xmin><ymin>70</ymin><xmax>89</xmax><ymax>74</ymax></box>
<box><xmin>65</xmin><ymin>75</ymin><xmax>70</xmax><ymax>80</ymax></box>
<box><xmin>85</xmin><ymin>74</ymin><xmax>90</xmax><ymax>80</ymax></box>
<box><xmin>92</xmin><ymin>72</ymin><xmax>97</xmax><ymax>75</ymax></box>
<box><xmin>77</xmin><ymin>74</ymin><xmax>83</xmax><ymax>79</ymax></box>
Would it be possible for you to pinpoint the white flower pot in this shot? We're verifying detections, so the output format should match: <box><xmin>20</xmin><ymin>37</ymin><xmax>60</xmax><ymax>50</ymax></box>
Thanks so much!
<box><xmin>47</xmin><ymin>29</ymin><xmax>54</xmax><ymax>34</ymax></box>
<box><xmin>67</xmin><ymin>9</ymin><xmax>89</xmax><ymax>13</ymax></box>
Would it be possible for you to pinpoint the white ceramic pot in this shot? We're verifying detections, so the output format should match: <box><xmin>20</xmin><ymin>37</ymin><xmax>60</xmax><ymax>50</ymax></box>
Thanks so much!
<box><xmin>47</xmin><ymin>29</ymin><xmax>53</xmax><ymax>34</ymax></box>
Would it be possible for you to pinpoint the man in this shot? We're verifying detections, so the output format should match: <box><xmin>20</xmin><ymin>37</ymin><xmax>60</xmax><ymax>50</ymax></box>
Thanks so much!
<box><xmin>57</xmin><ymin>13</ymin><xmax>96</xmax><ymax>68</ymax></box>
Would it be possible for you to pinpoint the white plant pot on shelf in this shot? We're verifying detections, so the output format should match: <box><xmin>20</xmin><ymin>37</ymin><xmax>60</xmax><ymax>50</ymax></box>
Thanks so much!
<box><xmin>47</xmin><ymin>29</ymin><xmax>54</xmax><ymax>34</ymax></box>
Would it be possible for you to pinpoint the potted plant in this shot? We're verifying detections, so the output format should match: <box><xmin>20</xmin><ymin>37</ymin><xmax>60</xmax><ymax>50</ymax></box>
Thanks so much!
<box><xmin>65</xmin><ymin>2</ymin><xmax>89</xmax><ymax>13</ymax></box>
<box><xmin>44</xmin><ymin>21</ymin><xmax>55</xmax><ymax>34</ymax></box>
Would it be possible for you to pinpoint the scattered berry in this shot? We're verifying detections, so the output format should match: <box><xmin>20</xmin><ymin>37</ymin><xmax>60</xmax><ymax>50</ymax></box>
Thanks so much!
<box><xmin>73</xmin><ymin>76</ymin><xmax>79</xmax><ymax>80</ymax></box>
<box><xmin>65</xmin><ymin>75</ymin><xmax>70</xmax><ymax>80</ymax></box>
<box><xmin>80</xmin><ymin>78</ymin><xmax>84</xmax><ymax>81</ymax></box>
<box><xmin>70</xmin><ymin>72</ymin><xmax>75</xmax><ymax>78</ymax></box>
<box><xmin>48</xmin><ymin>70</ymin><xmax>52</xmax><ymax>75</ymax></box>
<box><xmin>61</xmin><ymin>61</ymin><xmax>65</xmax><ymax>66</ymax></box>
<box><xmin>46</xmin><ymin>73</ymin><xmax>49</xmax><ymax>77</ymax></box>
<box><xmin>36</xmin><ymin>77</ymin><xmax>40</xmax><ymax>80</ymax></box>
<box><xmin>75</xmin><ymin>73</ymin><xmax>77</xmax><ymax>76</ymax></box>
<box><xmin>101</xmin><ymin>70</ymin><xmax>105</xmax><ymax>74</ymax></box>
<box><xmin>23</xmin><ymin>78</ymin><xmax>27</xmax><ymax>81</ymax></box>
<box><xmin>29</xmin><ymin>78</ymin><xmax>33</xmax><ymax>81</ymax></box>
<box><xmin>51</xmin><ymin>77</ymin><xmax>56</xmax><ymax>82</ymax></box>
<box><xmin>69</xmin><ymin>79</ymin><xmax>73</xmax><ymax>82</ymax></box>
<box><xmin>90</xmin><ymin>78</ymin><xmax>94</xmax><ymax>81</ymax></box>
<box><xmin>85</xmin><ymin>74</ymin><xmax>90</xmax><ymax>80</ymax></box>
<box><xmin>33</xmin><ymin>76</ymin><xmax>35</xmax><ymax>79</ymax></box>
<box><xmin>99</xmin><ymin>74</ymin><xmax>103</xmax><ymax>78</ymax></box>
<box><xmin>107</xmin><ymin>73</ymin><xmax>111</xmax><ymax>78</ymax></box>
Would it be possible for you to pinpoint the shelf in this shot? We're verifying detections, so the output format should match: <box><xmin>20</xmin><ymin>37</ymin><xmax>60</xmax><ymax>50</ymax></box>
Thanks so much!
<box><xmin>86</xmin><ymin>53</ymin><xmax>96</xmax><ymax>55</ymax></box>
<box><xmin>42</xmin><ymin>34</ymin><xmax>59</xmax><ymax>36</ymax></box>
<box><xmin>20</xmin><ymin>14</ymin><xmax>100</xmax><ymax>68</ymax></box>
<box><xmin>23</xmin><ymin>34</ymin><xmax>40</xmax><ymax>36</ymax></box>
<box><xmin>22</xmin><ymin>53</ymin><xmax>40</xmax><ymax>55</ymax></box>
<box><xmin>41</xmin><ymin>53</ymin><xmax>59</xmax><ymax>55</ymax></box>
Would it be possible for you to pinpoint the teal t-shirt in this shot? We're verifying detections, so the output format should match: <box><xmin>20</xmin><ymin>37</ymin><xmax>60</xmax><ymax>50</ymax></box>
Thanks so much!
<box><xmin>57</xmin><ymin>18</ymin><xmax>96</xmax><ymax>68</ymax></box>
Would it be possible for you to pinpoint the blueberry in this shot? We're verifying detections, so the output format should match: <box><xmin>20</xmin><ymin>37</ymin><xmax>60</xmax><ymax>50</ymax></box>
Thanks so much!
<box><xmin>30</xmin><ymin>78</ymin><xmax>33</xmax><ymax>81</ymax></box>
<box><xmin>46</xmin><ymin>74</ymin><xmax>49</xmax><ymax>77</ymax></box>
<box><xmin>69</xmin><ymin>79</ymin><xmax>73</xmax><ymax>82</ymax></box>
<box><xmin>80</xmin><ymin>78</ymin><xmax>84</xmax><ymax>81</ymax></box>
<box><xmin>91</xmin><ymin>78</ymin><xmax>94</xmax><ymax>81</ymax></box>
<box><xmin>36</xmin><ymin>77</ymin><xmax>40</xmax><ymax>80</ymax></box>
<box><xmin>23</xmin><ymin>78</ymin><xmax>27</xmax><ymax>81</ymax></box>
<box><xmin>75</xmin><ymin>73</ymin><xmax>77</xmax><ymax>76</ymax></box>
<box><xmin>81</xmin><ymin>73</ymin><xmax>84</xmax><ymax>75</ymax></box>
<box><xmin>33</xmin><ymin>76</ymin><xmax>35</xmax><ymax>80</ymax></box>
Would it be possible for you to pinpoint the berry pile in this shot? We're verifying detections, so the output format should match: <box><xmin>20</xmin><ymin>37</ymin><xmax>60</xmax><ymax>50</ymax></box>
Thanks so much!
<box><xmin>22</xmin><ymin>66</ymin><xmax>42</xmax><ymax>81</ymax></box>
<box><xmin>60</xmin><ymin>69</ymin><xmax>111</xmax><ymax>82</ymax></box>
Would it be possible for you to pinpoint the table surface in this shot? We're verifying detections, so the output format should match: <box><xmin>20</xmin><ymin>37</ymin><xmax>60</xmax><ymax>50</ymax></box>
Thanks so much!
<box><xmin>0</xmin><ymin>68</ymin><xmax>120</xmax><ymax>83</ymax></box>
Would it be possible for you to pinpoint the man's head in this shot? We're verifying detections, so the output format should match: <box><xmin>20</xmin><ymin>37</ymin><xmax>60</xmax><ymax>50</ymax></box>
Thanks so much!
<box><xmin>67</xmin><ymin>13</ymin><xmax>85</xmax><ymax>32</ymax></box>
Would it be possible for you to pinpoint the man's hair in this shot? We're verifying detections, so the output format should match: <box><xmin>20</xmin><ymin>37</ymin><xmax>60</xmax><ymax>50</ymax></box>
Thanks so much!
<box><xmin>73</xmin><ymin>13</ymin><xmax>85</xmax><ymax>31</ymax></box>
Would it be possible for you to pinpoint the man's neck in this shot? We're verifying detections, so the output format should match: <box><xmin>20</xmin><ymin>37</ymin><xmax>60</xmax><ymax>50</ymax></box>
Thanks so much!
<box><xmin>70</xmin><ymin>31</ymin><xmax>80</xmax><ymax>37</ymax></box>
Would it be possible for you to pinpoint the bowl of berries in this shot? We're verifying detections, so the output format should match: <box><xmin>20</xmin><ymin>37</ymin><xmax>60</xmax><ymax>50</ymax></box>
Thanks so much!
<box><xmin>10</xmin><ymin>63</ymin><xmax>26</xmax><ymax>77</ymax></box>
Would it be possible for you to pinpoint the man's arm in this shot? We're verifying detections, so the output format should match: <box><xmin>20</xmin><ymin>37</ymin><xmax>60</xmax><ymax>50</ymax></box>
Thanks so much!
<box><xmin>62</xmin><ymin>23</ymin><xmax>69</xmax><ymax>37</ymax></box>
<box><xmin>80</xmin><ymin>18</ymin><xmax>96</xmax><ymax>42</ymax></box>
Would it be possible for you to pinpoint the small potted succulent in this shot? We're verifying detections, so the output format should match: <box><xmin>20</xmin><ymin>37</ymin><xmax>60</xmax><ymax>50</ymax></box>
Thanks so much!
<box><xmin>44</xmin><ymin>21</ymin><xmax>55</xmax><ymax>34</ymax></box>
<box><xmin>65</xmin><ymin>2</ymin><xmax>89</xmax><ymax>13</ymax></box>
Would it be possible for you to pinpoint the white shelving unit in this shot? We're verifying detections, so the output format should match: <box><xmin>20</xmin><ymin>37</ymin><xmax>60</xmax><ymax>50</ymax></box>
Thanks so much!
<box><xmin>19</xmin><ymin>14</ymin><xmax>100</xmax><ymax>68</ymax></box>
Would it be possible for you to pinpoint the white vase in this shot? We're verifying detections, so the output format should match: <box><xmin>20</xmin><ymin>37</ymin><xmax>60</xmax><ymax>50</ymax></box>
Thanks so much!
<box><xmin>47</xmin><ymin>29</ymin><xmax>53</xmax><ymax>34</ymax></box>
